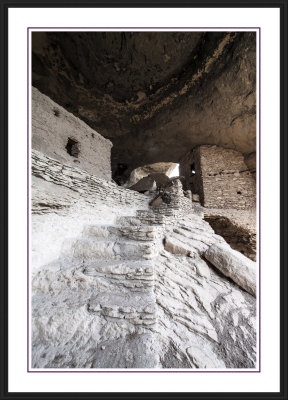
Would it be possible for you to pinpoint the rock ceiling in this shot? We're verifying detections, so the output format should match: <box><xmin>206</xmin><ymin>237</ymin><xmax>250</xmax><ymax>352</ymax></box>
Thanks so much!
<box><xmin>32</xmin><ymin>31</ymin><xmax>256</xmax><ymax>177</ymax></box>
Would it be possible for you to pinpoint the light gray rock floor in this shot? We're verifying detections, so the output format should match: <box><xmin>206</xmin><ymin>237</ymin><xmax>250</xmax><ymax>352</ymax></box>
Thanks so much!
<box><xmin>32</xmin><ymin>207</ymin><xmax>257</xmax><ymax>369</ymax></box>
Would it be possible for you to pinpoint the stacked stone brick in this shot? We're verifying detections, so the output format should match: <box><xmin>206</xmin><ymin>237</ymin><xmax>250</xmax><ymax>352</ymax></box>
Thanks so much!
<box><xmin>32</xmin><ymin>150</ymin><xmax>148</xmax><ymax>214</ymax></box>
<box><xmin>32</xmin><ymin>87</ymin><xmax>112</xmax><ymax>180</ymax></box>
<box><xmin>180</xmin><ymin>145</ymin><xmax>256</xmax><ymax>210</ymax></box>
<box><xmin>149</xmin><ymin>178</ymin><xmax>193</xmax><ymax>218</ymax></box>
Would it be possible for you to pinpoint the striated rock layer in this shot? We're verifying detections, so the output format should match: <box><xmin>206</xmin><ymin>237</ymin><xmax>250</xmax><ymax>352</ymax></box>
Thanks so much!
<box><xmin>31</xmin><ymin>151</ymin><xmax>257</xmax><ymax>369</ymax></box>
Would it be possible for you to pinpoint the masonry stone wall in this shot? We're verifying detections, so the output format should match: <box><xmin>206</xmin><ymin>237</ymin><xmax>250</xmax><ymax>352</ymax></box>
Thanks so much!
<box><xmin>32</xmin><ymin>150</ymin><xmax>148</xmax><ymax>214</ymax></box>
<box><xmin>179</xmin><ymin>147</ymin><xmax>204</xmax><ymax>204</ymax></box>
<box><xmin>32</xmin><ymin>87</ymin><xmax>112</xmax><ymax>180</ymax></box>
<box><xmin>180</xmin><ymin>145</ymin><xmax>256</xmax><ymax>210</ymax></box>
<box><xmin>148</xmin><ymin>178</ymin><xmax>194</xmax><ymax>220</ymax></box>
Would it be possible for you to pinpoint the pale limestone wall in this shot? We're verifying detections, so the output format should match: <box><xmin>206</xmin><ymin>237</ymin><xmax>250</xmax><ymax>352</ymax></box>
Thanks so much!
<box><xmin>180</xmin><ymin>145</ymin><xmax>256</xmax><ymax>210</ymax></box>
<box><xmin>32</xmin><ymin>87</ymin><xmax>112</xmax><ymax>180</ymax></box>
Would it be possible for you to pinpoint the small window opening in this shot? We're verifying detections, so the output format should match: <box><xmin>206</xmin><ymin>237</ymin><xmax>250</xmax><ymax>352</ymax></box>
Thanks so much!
<box><xmin>191</xmin><ymin>163</ymin><xmax>196</xmax><ymax>176</ymax></box>
<box><xmin>237</xmin><ymin>191</ymin><xmax>242</xmax><ymax>195</ymax></box>
<box><xmin>66</xmin><ymin>138</ymin><xmax>80</xmax><ymax>158</ymax></box>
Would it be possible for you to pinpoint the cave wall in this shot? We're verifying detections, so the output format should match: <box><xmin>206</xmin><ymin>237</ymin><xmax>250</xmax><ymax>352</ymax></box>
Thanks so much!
<box><xmin>32</xmin><ymin>87</ymin><xmax>112</xmax><ymax>180</ymax></box>
<box><xmin>31</xmin><ymin>32</ymin><xmax>256</xmax><ymax>174</ymax></box>
<box><xmin>180</xmin><ymin>145</ymin><xmax>256</xmax><ymax>209</ymax></box>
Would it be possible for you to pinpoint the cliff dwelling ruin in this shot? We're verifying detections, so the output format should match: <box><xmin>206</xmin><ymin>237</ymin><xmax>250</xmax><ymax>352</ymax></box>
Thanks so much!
<box><xmin>31</xmin><ymin>31</ymin><xmax>257</xmax><ymax>369</ymax></box>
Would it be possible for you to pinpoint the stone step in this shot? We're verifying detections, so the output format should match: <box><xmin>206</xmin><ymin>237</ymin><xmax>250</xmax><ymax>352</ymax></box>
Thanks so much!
<box><xmin>82</xmin><ymin>224</ymin><xmax>160</xmax><ymax>242</ymax></box>
<box><xmin>68</xmin><ymin>238</ymin><xmax>158</xmax><ymax>260</ymax></box>
<box><xmin>136</xmin><ymin>210</ymin><xmax>157</xmax><ymax>217</ymax></box>
<box><xmin>118</xmin><ymin>226</ymin><xmax>161</xmax><ymax>241</ymax></box>
<box><xmin>32</xmin><ymin>259</ymin><xmax>155</xmax><ymax>294</ymax></box>
<box><xmin>116</xmin><ymin>216</ymin><xmax>142</xmax><ymax>226</ymax></box>
<box><xmin>82</xmin><ymin>259</ymin><xmax>154</xmax><ymax>280</ymax></box>
<box><xmin>81</xmin><ymin>225</ymin><xmax>113</xmax><ymax>239</ymax></box>
<box><xmin>82</xmin><ymin>259</ymin><xmax>155</xmax><ymax>292</ymax></box>
<box><xmin>136</xmin><ymin>210</ymin><xmax>166</xmax><ymax>225</ymax></box>
<box><xmin>87</xmin><ymin>291</ymin><xmax>157</xmax><ymax>326</ymax></box>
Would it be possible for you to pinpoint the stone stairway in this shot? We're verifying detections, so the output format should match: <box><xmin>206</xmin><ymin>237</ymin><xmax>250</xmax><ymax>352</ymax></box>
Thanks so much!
<box><xmin>74</xmin><ymin>211</ymin><xmax>161</xmax><ymax>289</ymax></box>
<box><xmin>75</xmin><ymin>216</ymin><xmax>162</xmax><ymax>297</ymax></box>
<box><xmin>73</xmin><ymin>216</ymin><xmax>162</xmax><ymax>259</ymax></box>
<box><xmin>32</xmin><ymin>207</ymin><xmax>165</xmax><ymax>368</ymax></box>
<box><xmin>32</xmin><ymin>200</ymin><xmax>257</xmax><ymax>369</ymax></box>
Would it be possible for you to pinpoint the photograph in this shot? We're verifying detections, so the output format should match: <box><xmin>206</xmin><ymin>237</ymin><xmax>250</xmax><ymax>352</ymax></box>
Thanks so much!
<box><xmin>30</xmin><ymin>29</ymin><xmax>258</xmax><ymax>370</ymax></box>
<box><xmin>2</xmin><ymin>1</ymin><xmax>287</xmax><ymax>397</ymax></box>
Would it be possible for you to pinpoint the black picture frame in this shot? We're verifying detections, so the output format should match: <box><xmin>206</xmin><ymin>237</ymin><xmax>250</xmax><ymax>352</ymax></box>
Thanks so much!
<box><xmin>0</xmin><ymin>0</ymin><xmax>287</xmax><ymax>399</ymax></box>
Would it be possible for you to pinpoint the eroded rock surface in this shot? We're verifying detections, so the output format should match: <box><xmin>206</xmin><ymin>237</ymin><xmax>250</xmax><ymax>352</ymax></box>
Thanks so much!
<box><xmin>31</xmin><ymin>152</ymin><xmax>257</xmax><ymax>369</ymax></box>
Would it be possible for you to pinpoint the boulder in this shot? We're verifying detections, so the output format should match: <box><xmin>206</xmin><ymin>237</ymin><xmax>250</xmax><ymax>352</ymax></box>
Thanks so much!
<box><xmin>148</xmin><ymin>173</ymin><xmax>173</xmax><ymax>188</ymax></box>
<box><xmin>204</xmin><ymin>243</ymin><xmax>256</xmax><ymax>297</ymax></box>
<box><xmin>129</xmin><ymin>176</ymin><xmax>156</xmax><ymax>192</ymax></box>
<box><xmin>129</xmin><ymin>172</ymin><xmax>173</xmax><ymax>193</ymax></box>
<box><xmin>124</xmin><ymin>162</ymin><xmax>177</xmax><ymax>187</ymax></box>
